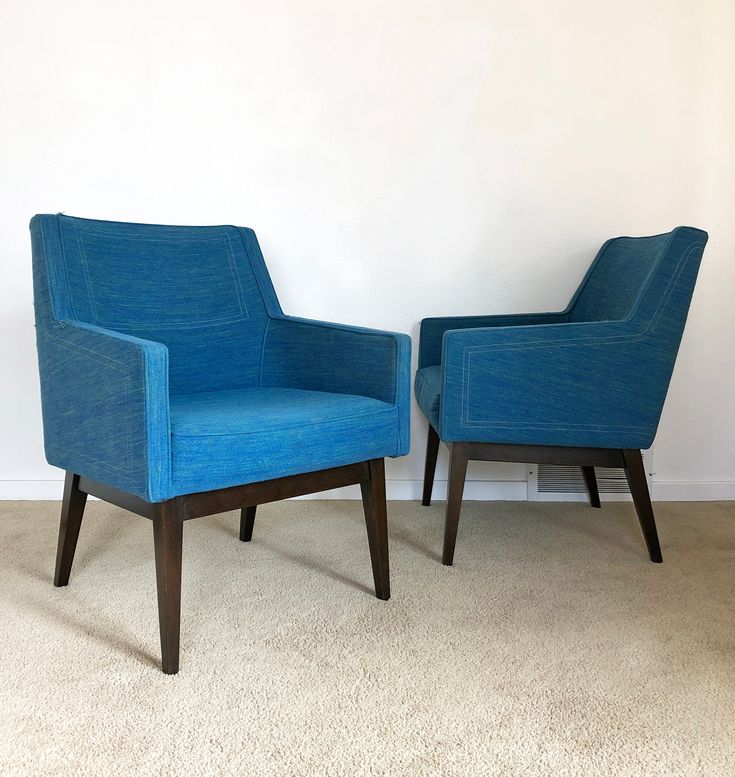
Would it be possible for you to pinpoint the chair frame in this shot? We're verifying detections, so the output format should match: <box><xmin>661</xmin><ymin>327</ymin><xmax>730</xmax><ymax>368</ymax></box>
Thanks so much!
<box><xmin>421</xmin><ymin>424</ymin><xmax>662</xmax><ymax>566</ymax></box>
<box><xmin>54</xmin><ymin>459</ymin><xmax>390</xmax><ymax>674</ymax></box>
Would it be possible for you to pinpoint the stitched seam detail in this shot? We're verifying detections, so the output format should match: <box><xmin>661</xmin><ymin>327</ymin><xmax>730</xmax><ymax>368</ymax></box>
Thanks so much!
<box><xmin>76</xmin><ymin>229</ymin><xmax>249</xmax><ymax>328</ymax></box>
<box><xmin>282</xmin><ymin>317</ymin><xmax>396</xmax><ymax>343</ymax></box>
<box><xmin>76</xmin><ymin>224</ymin><xmax>101</xmax><ymax>322</ymax></box>
<box><xmin>67</xmin><ymin>226</ymin><xmax>227</xmax><ymax>241</ymax></box>
<box><xmin>462</xmin><ymin>422</ymin><xmax>651</xmax><ymax>431</ymax></box>
<box><xmin>224</xmin><ymin>233</ymin><xmax>250</xmax><ymax>319</ymax></box>
<box><xmin>142</xmin><ymin>344</ymin><xmax>171</xmax><ymax>501</ymax></box>
<box><xmin>454</xmin><ymin>240</ymin><xmax>703</xmax><ymax>431</ymax></box>
<box><xmin>50</xmin><ymin>329</ymin><xmax>132</xmax><ymax>369</ymax></box>
<box><xmin>84</xmin><ymin>313</ymin><xmax>247</xmax><ymax>330</ymax></box>
<box><xmin>415</xmin><ymin>371</ymin><xmax>440</xmax><ymax>412</ymax></box>
<box><xmin>236</xmin><ymin>228</ymin><xmax>280</xmax><ymax>316</ymax></box>
<box><xmin>459</xmin><ymin>242</ymin><xmax>700</xmax><ymax>359</ymax></box>
<box><xmin>172</xmin><ymin>406</ymin><xmax>396</xmax><ymax>438</ymax></box>
<box><xmin>259</xmin><ymin>317</ymin><xmax>271</xmax><ymax>388</ymax></box>
<box><xmin>56</xmin><ymin>216</ymin><xmax>78</xmax><ymax>319</ymax></box>
<box><xmin>47</xmin><ymin>334</ymin><xmax>135</xmax><ymax>475</ymax></box>
<box><xmin>38</xmin><ymin>220</ymin><xmax>58</xmax><ymax>321</ymax></box>
<box><xmin>99</xmin><ymin>317</ymin><xmax>247</xmax><ymax>332</ymax></box>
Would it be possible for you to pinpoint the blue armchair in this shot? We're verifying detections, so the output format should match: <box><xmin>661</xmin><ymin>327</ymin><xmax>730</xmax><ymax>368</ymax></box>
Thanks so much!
<box><xmin>31</xmin><ymin>214</ymin><xmax>410</xmax><ymax>673</ymax></box>
<box><xmin>416</xmin><ymin>227</ymin><xmax>707</xmax><ymax>565</ymax></box>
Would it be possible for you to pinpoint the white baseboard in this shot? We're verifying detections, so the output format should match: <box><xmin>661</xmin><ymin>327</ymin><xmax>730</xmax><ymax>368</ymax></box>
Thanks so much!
<box><xmin>297</xmin><ymin>480</ymin><xmax>530</xmax><ymax>501</ymax></box>
<box><xmin>0</xmin><ymin>480</ymin><xmax>69</xmax><ymax>500</ymax></box>
<box><xmin>651</xmin><ymin>480</ymin><xmax>735</xmax><ymax>501</ymax></box>
<box><xmin>1</xmin><ymin>479</ymin><xmax>733</xmax><ymax>501</ymax></box>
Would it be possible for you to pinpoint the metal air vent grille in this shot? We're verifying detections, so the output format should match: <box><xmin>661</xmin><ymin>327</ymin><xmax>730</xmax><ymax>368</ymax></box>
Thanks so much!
<box><xmin>527</xmin><ymin>451</ymin><xmax>653</xmax><ymax>501</ymax></box>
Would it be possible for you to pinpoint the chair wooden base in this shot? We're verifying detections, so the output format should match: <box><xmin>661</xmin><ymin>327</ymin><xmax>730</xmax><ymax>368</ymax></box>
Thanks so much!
<box><xmin>53</xmin><ymin>459</ymin><xmax>391</xmax><ymax>674</ymax></box>
<box><xmin>421</xmin><ymin>425</ymin><xmax>662</xmax><ymax>567</ymax></box>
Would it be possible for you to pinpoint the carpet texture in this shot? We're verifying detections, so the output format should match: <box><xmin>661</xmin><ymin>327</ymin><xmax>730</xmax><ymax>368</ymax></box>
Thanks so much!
<box><xmin>0</xmin><ymin>498</ymin><xmax>733</xmax><ymax>776</ymax></box>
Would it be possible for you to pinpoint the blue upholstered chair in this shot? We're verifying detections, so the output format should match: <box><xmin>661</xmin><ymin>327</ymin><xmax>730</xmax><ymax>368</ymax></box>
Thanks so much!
<box><xmin>416</xmin><ymin>227</ymin><xmax>707</xmax><ymax>565</ymax></box>
<box><xmin>31</xmin><ymin>214</ymin><xmax>410</xmax><ymax>673</ymax></box>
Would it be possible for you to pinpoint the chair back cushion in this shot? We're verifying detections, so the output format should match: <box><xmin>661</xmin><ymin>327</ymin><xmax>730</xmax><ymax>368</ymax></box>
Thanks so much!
<box><xmin>568</xmin><ymin>233</ymin><xmax>672</xmax><ymax>323</ymax></box>
<box><xmin>565</xmin><ymin>226</ymin><xmax>708</xmax><ymax>446</ymax></box>
<box><xmin>33</xmin><ymin>215</ymin><xmax>281</xmax><ymax>393</ymax></box>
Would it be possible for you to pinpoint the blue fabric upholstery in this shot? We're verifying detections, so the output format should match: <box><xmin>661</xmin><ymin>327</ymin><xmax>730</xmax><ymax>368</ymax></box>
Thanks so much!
<box><xmin>414</xmin><ymin>365</ymin><xmax>441</xmax><ymax>431</ymax></box>
<box><xmin>170</xmin><ymin>388</ymin><xmax>400</xmax><ymax>494</ymax></box>
<box><xmin>31</xmin><ymin>214</ymin><xmax>410</xmax><ymax>501</ymax></box>
<box><xmin>415</xmin><ymin>227</ymin><xmax>707</xmax><ymax>449</ymax></box>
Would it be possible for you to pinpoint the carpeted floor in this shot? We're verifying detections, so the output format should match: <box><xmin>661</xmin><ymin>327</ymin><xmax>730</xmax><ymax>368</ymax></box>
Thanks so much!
<box><xmin>0</xmin><ymin>498</ymin><xmax>733</xmax><ymax>776</ymax></box>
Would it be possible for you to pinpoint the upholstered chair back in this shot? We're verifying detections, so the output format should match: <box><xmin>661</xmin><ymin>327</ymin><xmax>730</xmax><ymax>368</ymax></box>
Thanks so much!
<box><xmin>31</xmin><ymin>214</ymin><xmax>282</xmax><ymax>394</ymax></box>
<box><xmin>568</xmin><ymin>228</ymin><xmax>705</xmax><ymax>328</ymax></box>
<box><xmin>566</xmin><ymin>227</ymin><xmax>707</xmax><ymax>423</ymax></box>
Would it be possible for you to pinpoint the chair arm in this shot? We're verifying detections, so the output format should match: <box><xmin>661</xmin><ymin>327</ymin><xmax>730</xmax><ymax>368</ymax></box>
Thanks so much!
<box><xmin>38</xmin><ymin>319</ymin><xmax>170</xmax><ymax>501</ymax></box>
<box><xmin>262</xmin><ymin>315</ymin><xmax>411</xmax><ymax>450</ymax></box>
<box><xmin>263</xmin><ymin>315</ymin><xmax>411</xmax><ymax>404</ymax></box>
<box><xmin>439</xmin><ymin>320</ymin><xmax>662</xmax><ymax>448</ymax></box>
<box><xmin>419</xmin><ymin>311</ymin><xmax>568</xmax><ymax>368</ymax></box>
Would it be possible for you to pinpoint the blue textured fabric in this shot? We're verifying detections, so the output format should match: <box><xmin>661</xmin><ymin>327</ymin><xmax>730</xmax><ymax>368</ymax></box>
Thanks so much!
<box><xmin>170</xmin><ymin>388</ymin><xmax>399</xmax><ymax>494</ymax></box>
<box><xmin>414</xmin><ymin>365</ymin><xmax>441</xmax><ymax>431</ymax></box>
<box><xmin>415</xmin><ymin>227</ymin><xmax>707</xmax><ymax>449</ymax></box>
<box><xmin>261</xmin><ymin>316</ymin><xmax>411</xmax><ymax>451</ymax></box>
<box><xmin>31</xmin><ymin>214</ymin><xmax>410</xmax><ymax>501</ymax></box>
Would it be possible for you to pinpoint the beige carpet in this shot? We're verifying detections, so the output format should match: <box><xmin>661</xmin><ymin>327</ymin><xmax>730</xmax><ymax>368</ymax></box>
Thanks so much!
<box><xmin>1</xmin><ymin>498</ymin><xmax>734</xmax><ymax>776</ymax></box>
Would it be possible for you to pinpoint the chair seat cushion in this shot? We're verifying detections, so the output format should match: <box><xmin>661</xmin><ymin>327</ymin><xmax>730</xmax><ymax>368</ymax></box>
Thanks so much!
<box><xmin>169</xmin><ymin>387</ymin><xmax>400</xmax><ymax>496</ymax></box>
<box><xmin>414</xmin><ymin>366</ymin><xmax>441</xmax><ymax>431</ymax></box>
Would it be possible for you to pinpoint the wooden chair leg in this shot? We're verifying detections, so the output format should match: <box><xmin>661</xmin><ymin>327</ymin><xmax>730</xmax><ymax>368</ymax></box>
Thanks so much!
<box><xmin>442</xmin><ymin>443</ymin><xmax>468</xmax><ymax>566</ymax></box>
<box><xmin>581</xmin><ymin>466</ymin><xmax>601</xmax><ymax>508</ymax></box>
<box><xmin>152</xmin><ymin>499</ymin><xmax>184</xmax><ymax>674</ymax></box>
<box><xmin>360</xmin><ymin>458</ymin><xmax>390</xmax><ymax>600</ymax></box>
<box><xmin>54</xmin><ymin>472</ymin><xmax>88</xmax><ymax>587</ymax></box>
<box><xmin>422</xmin><ymin>424</ymin><xmax>441</xmax><ymax>506</ymax></box>
<box><xmin>622</xmin><ymin>449</ymin><xmax>662</xmax><ymax>563</ymax></box>
<box><xmin>239</xmin><ymin>506</ymin><xmax>256</xmax><ymax>542</ymax></box>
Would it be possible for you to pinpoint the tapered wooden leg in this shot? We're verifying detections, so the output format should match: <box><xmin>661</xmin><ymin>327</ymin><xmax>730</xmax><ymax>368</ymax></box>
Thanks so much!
<box><xmin>442</xmin><ymin>443</ymin><xmax>469</xmax><ymax>566</ymax></box>
<box><xmin>422</xmin><ymin>424</ymin><xmax>441</xmax><ymax>506</ymax></box>
<box><xmin>152</xmin><ymin>500</ymin><xmax>184</xmax><ymax>674</ymax></box>
<box><xmin>239</xmin><ymin>506</ymin><xmax>257</xmax><ymax>542</ymax></box>
<box><xmin>54</xmin><ymin>472</ymin><xmax>88</xmax><ymax>587</ymax></box>
<box><xmin>360</xmin><ymin>458</ymin><xmax>390</xmax><ymax>600</ymax></box>
<box><xmin>581</xmin><ymin>466</ymin><xmax>601</xmax><ymax>508</ymax></box>
<box><xmin>622</xmin><ymin>449</ymin><xmax>662</xmax><ymax>563</ymax></box>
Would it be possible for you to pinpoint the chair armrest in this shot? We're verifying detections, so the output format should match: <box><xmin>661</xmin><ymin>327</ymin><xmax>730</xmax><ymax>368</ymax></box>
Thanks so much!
<box><xmin>263</xmin><ymin>315</ymin><xmax>411</xmax><ymax>404</ymax></box>
<box><xmin>37</xmin><ymin>319</ymin><xmax>170</xmax><ymax>501</ymax></box>
<box><xmin>439</xmin><ymin>319</ymin><xmax>662</xmax><ymax>448</ymax></box>
<box><xmin>262</xmin><ymin>315</ymin><xmax>411</xmax><ymax>450</ymax></box>
<box><xmin>419</xmin><ymin>311</ymin><xmax>568</xmax><ymax>368</ymax></box>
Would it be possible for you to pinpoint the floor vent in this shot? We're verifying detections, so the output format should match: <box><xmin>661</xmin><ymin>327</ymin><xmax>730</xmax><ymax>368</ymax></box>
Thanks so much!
<box><xmin>527</xmin><ymin>451</ymin><xmax>653</xmax><ymax>501</ymax></box>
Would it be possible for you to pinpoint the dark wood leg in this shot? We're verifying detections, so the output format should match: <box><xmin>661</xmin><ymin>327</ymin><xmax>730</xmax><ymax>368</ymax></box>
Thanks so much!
<box><xmin>360</xmin><ymin>458</ymin><xmax>390</xmax><ymax>600</ymax></box>
<box><xmin>442</xmin><ymin>443</ymin><xmax>469</xmax><ymax>566</ymax></box>
<box><xmin>422</xmin><ymin>424</ymin><xmax>441</xmax><ymax>506</ymax></box>
<box><xmin>152</xmin><ymin>499</ymin><xmax>184</xmax><ymax>674</ymax></box>
<box><xmin>581</xmin><ymin>466</ymin><xmax>601</xmax><ymax>508</ymax></box>
<box><xmin>239</xmin><ymin>506</ymin><xmax>256</xmax><ymax>542</ymax></box>
<box><xmin>54</xmin><ymin>472</ymin><xmax>88</xmax><ymax>587</ymax></box>
<box><xmin>622</xmin><ymin>449</ymin><xmax>662</xmax><ymax>563</ymax></box>
<box><xmin>60</xmin><ymin>461</ymin><xmax>399</xmax><ymax>674</ymax></box>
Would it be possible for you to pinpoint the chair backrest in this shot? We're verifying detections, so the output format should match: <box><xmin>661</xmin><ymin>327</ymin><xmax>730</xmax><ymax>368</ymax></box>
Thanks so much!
<box><xmin>31</xmin><ymin>214</ymin><xmax>282</xmax><ymax>393</ymax></box>
<box><xmin>568</xmin><ymin>227</ymin><xmax>707</xmax><ymax>326</ymax></box>
<box><xmin>566</xmin><ymin>226</ymin><xmax>708</xmax><ymax>440</ymax></box>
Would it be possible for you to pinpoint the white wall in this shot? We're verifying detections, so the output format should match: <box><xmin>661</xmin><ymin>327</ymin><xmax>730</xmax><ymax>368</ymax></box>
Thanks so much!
<box><xmin>1</xmin><ymin>0</ymin><xmax>733</xmax><ymax>500</ymax></box>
